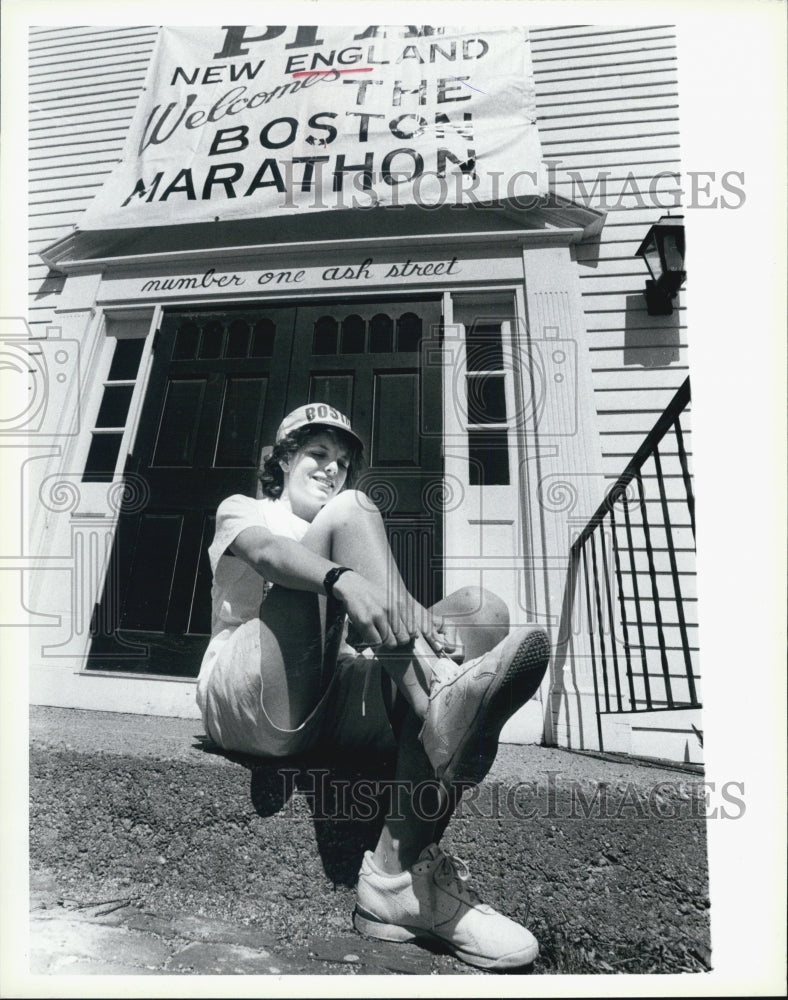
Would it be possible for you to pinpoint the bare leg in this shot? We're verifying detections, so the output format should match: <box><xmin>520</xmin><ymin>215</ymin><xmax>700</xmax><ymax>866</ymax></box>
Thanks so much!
<box><xmin>371</xmin><ymin>586</ymin><xmax>510</xmax><ymax>874</ymax></box>
<box><xmin>251</xmin><ymin>489</ymin><xmax>511</xmax><ymax>874</ymax></box>
<box><xmin>253</xmin><ymin>489</ymin><xmax>431</xmax><ymax>729</ymax></box>
<box><xmin>301</xmin><ymin>492</ymin><xmax>514</xmax><ymax>872</ymax></box>
<box><xmin>300</xmin><ymin>489</ymin><xmax>440</xmax><ymax>719</ymax></box>
<box><xmin>286</xmin><ymin>490</ymin><xmax>513</xmax><ymax>872</ymax></box>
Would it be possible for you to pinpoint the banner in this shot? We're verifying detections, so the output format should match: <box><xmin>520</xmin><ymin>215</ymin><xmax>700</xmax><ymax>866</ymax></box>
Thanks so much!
<box><xmin>79</xmin><ymin>25</ymin><xmax>547</xmax><ymax>230</ymax></box>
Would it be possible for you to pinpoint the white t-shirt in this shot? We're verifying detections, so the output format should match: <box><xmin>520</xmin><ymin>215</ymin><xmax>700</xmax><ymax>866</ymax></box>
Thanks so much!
<box><xmin>196</xmin><ymin>494</ymin><xmax>310</xmax><ymax>711</ymax></box>
<box><xmin>207</xmin><ymin>494</ymin><xmax>310</xmax><ymax>635</ymax></box>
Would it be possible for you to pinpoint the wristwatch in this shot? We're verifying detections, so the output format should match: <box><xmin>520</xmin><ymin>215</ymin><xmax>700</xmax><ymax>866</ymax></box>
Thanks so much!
<box><xmin>323</xmin><ymin>565</ymin><xmax>353</xmax><ymax>598</ymax></box>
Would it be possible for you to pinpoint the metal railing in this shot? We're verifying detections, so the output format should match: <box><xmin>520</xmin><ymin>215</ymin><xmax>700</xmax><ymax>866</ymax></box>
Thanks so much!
<box><xmin>570</xmin><ymin>377</ymin><xmax>699</xmax><ymax>734</ymax></box>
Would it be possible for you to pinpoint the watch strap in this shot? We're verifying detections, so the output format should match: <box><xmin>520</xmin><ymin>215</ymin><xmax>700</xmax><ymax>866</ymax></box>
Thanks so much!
<box><xmin>323</xmin><ymin>565</ymin><xmax>353</xmax><ymax>598</ymax></box>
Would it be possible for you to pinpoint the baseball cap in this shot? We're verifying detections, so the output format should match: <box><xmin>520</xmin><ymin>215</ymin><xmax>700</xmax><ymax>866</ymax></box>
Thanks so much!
<box><xmin>275</xmin><ymin>403</ymin><xmax>364</xmax><ymax>451</ymax></box>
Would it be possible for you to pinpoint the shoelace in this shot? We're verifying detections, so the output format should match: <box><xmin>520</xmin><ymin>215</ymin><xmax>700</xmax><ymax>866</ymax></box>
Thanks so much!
<box><xmin>361</xmin><ymin>659</ymin><xmax>371</xmax><ymax>716</ymax></box>
<box><xmin>431</xmin><ymin>654</ymin><xmax>466</xmax><ymax>687</ymax></box>
<box><xmin>433</xmin><ymin>852</ymin><xmax>483</xmax><ymax>906</ymax></box>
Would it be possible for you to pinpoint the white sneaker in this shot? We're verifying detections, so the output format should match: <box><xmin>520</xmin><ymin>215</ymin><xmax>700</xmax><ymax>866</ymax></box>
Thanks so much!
<box><xmin>419</xmin><ymin>627</ymin><xmax>550</xmax><ymax>786</ymax></box>
<box><xmin>354</xmin><ymin>844</ymin><xmax>538</xmax><ymax>970</ymax></box>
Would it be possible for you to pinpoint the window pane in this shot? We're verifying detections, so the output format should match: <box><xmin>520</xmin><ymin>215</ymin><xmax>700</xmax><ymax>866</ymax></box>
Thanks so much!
<box><xmin>313</xmin><ymin>316</ymin><xmax>338</xmax><ymax>355</ymax></box>
<box><xmin>95</xmin><ymin>385</ymin><xmax>134</xmax><ymax>428</ymax></box>
<box><xmin>397</xmin><ymin>312</ymin><xmax>422</xmax><ymax>352</ymax></box>
<box><xmin>369</xmin><ymin>313</ymin><xmax>393</xmax><ymax>353</ymax></box>
<box><xmin>466</xmin><ymin>322</ymin><xmax>503</xmax><ymax>371</ymax></box>
<box><xmin>340</xmin><ymin>315</ymin><xmax>365</xmax><ymax>354</ymax></box>
<box><xmin>107</xmin><ymin>338</ymin><xmax>144</xmax><ymax>380</ymax></box>
<box><xmin>466</xmin><ymin>374</ymin><xmax>507</xmax><ymax>424</ymax></box>
<box><xmin>468</xmin><ymin>430</ymin><xmax>509</xmax><ymax>485</ymax></box>
<box><xmin>198</xmin><ymin>320</ymin><xmax>224</xmax><ymax>359</ymax></box>
<box><xmin>250</xmin><ymin>319</ymin><xmax>275</xmax><ymax>358</ymax></box>
<box><xmin>83</xmin><ymin>432</ymin><xmax>123</xmax><ymax>481</ymax></box>
<box><xmin>225</xmin><ymin>319</ymin><xmax>250</xmax><ymax>358</ymax></box>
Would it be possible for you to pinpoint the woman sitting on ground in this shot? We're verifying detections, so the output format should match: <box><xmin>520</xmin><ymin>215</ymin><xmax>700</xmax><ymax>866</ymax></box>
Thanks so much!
<box><xmin>196</xmin><ymin>403</ymin><xmax>550</xmax><ymax>971</ymax></box>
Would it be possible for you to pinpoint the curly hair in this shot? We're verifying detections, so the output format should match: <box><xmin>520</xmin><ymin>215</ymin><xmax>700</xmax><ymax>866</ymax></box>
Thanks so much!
<box><xmin>258</xmin><ymin>424</ymin><xmax>363</xmax><ymax>499</ymax></box>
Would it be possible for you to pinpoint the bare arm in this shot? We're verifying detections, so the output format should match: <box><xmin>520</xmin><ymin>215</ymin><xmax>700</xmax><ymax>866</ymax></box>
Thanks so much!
<box><xmin>230</xmin><ymin>525</ymin><xmax>337</xmax><ymax>594</ymax></box>
<box><xmin>229</xmin><ymin>525</ymin><xmax>447</xmax><ymax>652</ymax></box>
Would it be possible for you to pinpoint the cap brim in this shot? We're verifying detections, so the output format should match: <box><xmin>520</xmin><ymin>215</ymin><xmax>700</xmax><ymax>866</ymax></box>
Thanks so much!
<box><xmin>305</xmin><ymin>422</ymin><xmax>364</xmax><ymax>451</ymax></box>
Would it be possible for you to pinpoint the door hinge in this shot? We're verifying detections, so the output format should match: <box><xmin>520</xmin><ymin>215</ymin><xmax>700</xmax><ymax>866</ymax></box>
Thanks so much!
<box><xmin>151</xmin><ymin>328</ymin><xmax>161</xmax><ymax>352</ymax></box>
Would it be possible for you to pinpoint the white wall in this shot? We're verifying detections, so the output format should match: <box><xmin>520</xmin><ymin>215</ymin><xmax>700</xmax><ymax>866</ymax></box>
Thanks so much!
<box><xmin>531</xmin><ymin>26</ymin><xmax>701</xmax><ymax>759</ymax></box>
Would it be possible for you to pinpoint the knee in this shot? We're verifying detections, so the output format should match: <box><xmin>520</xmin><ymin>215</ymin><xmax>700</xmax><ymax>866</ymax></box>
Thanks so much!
<box><xmin>320</xmin><ymin>488</ymin><xmax>381</xmax><ymax>525</ymax></box>
<box><xmin>452</xmin><ymin>586</ymin><xmax>510</xmax><ymax>627</ymax></box>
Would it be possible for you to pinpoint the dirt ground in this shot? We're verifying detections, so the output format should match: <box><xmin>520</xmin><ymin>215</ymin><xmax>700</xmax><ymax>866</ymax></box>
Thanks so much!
<box><xmin>28</xmin><ymin>706</ymin><xmax>711</xmax><ymax>976</ymax></box>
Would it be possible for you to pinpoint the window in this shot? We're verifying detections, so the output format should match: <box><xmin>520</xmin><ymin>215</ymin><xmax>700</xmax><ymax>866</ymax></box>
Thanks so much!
<box><xmin>82</xmin><ymin>336</ymin><xmax>145</xmax><ymax>482</ymax></box>
<box><xmin>311</xmin><ymin>311</ymin><xmax>423</xmax><ymax>355</ymax></box>
<box><xmin>464</xmin><ymin>318</ymin><xmax>510</xmax><ymax>486</ymax></box>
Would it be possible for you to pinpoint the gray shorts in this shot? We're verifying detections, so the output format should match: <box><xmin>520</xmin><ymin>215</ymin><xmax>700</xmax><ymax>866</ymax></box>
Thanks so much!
<box><xmin>200</xmin><ymin>620</ymin><xmax>396</xmax><ymax>758</ymax></box>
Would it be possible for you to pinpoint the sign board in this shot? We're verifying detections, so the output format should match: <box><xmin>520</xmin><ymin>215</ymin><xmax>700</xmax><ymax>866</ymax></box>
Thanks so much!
<box><xmin>80</xmin><ymin>25</ymin><xmax>547</xmax><ymax>229</ymax></box>
<box><xmin>96</xmin><ymin>253</ymin><xmax>524</xmax><ymax>303</ymax></box>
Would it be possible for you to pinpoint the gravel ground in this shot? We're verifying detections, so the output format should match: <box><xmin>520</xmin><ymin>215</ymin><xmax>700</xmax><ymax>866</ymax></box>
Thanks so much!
<box><xmin>28</xmin><ymin>706</ymin><xmax>711</xmax><ymax>977</ymax></box>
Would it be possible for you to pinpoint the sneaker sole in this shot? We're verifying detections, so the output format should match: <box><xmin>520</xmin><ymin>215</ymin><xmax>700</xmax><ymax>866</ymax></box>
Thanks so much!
<box><xmin>353</xmin><ymin>908</ymin><xmax>538</xmax><ymax>969</ymax></box>
<box><xmin>439</xmin><ymin>628</ymin><xmax>550</xmax><ymax>787</ymax></box>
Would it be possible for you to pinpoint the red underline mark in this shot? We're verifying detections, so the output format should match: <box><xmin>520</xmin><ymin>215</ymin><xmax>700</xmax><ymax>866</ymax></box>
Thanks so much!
<box><xmin>291</xmin><ymin>67</ymin><xmax>373</xmax><ymax>78</ymax></box>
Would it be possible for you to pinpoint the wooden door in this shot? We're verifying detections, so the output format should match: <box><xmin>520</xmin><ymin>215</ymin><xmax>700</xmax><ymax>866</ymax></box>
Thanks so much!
<box><xmin>87</xmin><ymin>297</ymin><xmax>443</xmax><ymax>677</ymax></box>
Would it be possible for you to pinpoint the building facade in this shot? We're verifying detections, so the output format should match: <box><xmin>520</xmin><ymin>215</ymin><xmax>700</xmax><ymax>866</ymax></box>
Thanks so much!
<box><xmin>25</xmin><ymin>24</ymin><xmax>701</xmax><ymax>762</ymax></box>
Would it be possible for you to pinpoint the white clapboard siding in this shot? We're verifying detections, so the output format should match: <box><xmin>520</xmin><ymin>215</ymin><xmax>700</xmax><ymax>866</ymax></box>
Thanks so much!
<box><xmin>540</xmin><ymin>108</ymin><xmax>681</xmax><ymax>129</ymax></box>
<box><xmin>539</xmin><ymin>87</ymin><xmax>679</xmax><ymax>113</ymax></box>
<box><xmin>28</xmin><ymin>25</ymin><xmax>157</xmax><ymax>333</ymax></box>
<box><xmin>533</xmin><ymin>21</ymin><xmax>698</xmax><ymax>738</ymax></box>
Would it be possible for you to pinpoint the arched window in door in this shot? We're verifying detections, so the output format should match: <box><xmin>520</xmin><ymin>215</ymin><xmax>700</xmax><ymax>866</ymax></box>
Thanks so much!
<box><xmin>396</xmin><ymin>312</ymin><xmax>422</xmax><ymax>352</ymax></box>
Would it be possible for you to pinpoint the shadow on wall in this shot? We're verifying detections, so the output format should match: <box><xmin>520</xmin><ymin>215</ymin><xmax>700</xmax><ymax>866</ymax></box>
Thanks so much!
<box><xmin>547</xmin><ymin>553</ymin><xmax>588</xmax><ymax>751</ymax></box>
<box><xmin>571</xmin><ymin>239</ymin><xmax>602</xmax><ymax>269</ymax></box>
<box><xmin>623</xmin><ymin>292</ymin><xmax>681</xmax><ymax>368</ymax></box>
<box><xmin>34</xmin><ymin>270</ymin><xmax>66</xmax><ymax>302</ymax></box>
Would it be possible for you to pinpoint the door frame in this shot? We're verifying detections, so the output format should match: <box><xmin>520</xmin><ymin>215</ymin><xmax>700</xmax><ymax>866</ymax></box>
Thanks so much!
<box><xmin>76</xmin><ymin>289</ymin><xmax>449</xmax><ymax>680</ymax></box>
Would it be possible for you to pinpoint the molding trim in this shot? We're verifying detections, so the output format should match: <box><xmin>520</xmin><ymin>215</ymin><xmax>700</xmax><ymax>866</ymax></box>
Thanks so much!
<box><xmin>41</xmin><ymin>199</ymin><xmax>606</xmax><ymax>275</ymax></box>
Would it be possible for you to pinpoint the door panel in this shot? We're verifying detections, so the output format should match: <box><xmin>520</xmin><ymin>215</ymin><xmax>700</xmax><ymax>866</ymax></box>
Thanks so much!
<box><xmin>373</xmin><ymin>372</ymin><xmax>420</xmax><ymax>466</ymax></box>
<box><xmin>88</xmin><ymin>297</ymin><xmax>443</xmax><ymax>676</ymax></box>
<box><xmin>215</xmin><ymin>376</ymin><xmax>269</xmax><ymax>467</ymax></box>
<box><xmin>151</xmin><ymin>379</ymin><xmax>207</xmax><ymax>467</ymax></box>
<box><xmin>121</xmin><ymin>513</ymin><xmax>184</xmax><ymax>631</ymax></box>
<box><xmin>308</xmin><ymin>374</ymin><xmax>354</xmax><ymax>415</ymax></box>
<box><xmin>287</xmin><ymin>299</ymin><xmax>443</xmax><ymax>607</ymax></box>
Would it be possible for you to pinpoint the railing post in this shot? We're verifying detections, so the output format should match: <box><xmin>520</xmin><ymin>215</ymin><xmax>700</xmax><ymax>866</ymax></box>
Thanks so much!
<box><xmin>599</xmin><ymin>522</ymin><xmax>623</xmax><ymax>711</ymax></box>
<box><xmin>580</xmin><ymin>542</ymin><xmax>604</xmax><ymax>752</ymax></box>
<box><xmin>610</xmin><ymin>502</ymin><xmax>637</xmax><ymax>711</ymax></box>
<box><xmin>653</xmin><ymin>446</ymin><xmax>697</xmax><ymax>706</ymax></box>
